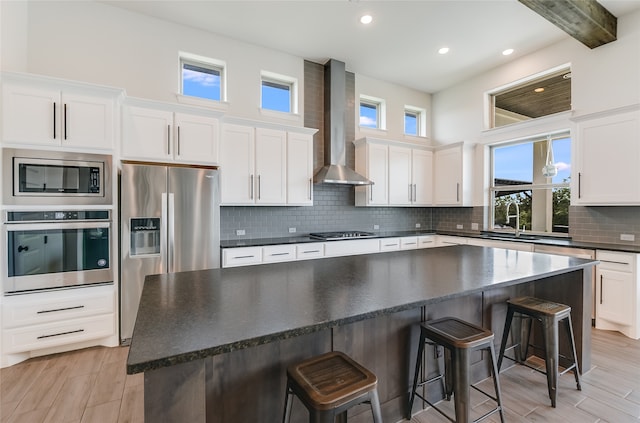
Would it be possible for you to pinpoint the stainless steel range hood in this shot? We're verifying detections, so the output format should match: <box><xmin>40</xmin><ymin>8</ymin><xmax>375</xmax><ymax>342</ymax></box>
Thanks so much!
<box><xmin>313</xmin><ymin>59</ymin><xmax>373</xmax><ymax>186</ymax></box>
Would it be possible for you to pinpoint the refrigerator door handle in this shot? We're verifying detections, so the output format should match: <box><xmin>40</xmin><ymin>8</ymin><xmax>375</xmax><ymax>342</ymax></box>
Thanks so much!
<box><xmin>161</xmin><ymin>192</ymin><xmax>168</xmax><ymax>274</ymax></box>
<box><xmin>168</xmin><ymin>193</ymin><xmax>175</xmax><ymax>273</ymax></box>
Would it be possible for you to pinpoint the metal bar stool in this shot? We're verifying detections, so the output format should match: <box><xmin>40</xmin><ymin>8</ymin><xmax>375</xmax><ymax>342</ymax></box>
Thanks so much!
<box><xmin>497</xmin><ymin>296</ymin><xmax>581</xmax><ymax>407</ymax></box>
<box><xmin>282</xmin><ymin>351</ymin><xmax>383</xmax><ymax>423</ymax></box>
<box><xmin>407</xmin><ymin>317</ymin><xmax>505</xmax><ymax>423</ymax></box>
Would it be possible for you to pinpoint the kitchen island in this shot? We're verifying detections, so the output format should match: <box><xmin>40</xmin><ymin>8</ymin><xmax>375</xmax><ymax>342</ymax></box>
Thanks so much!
<box><xmin>127</xmin><ymin>245</ymin><xmax>596</xmax><ymax>423</ymax></box>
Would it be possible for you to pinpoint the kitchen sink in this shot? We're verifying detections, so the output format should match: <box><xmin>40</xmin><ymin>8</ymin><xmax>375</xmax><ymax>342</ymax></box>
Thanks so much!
<box><xmin>481</xmin><ymin>232</ymin><xmax>540</xmax><ymax>241</ymax></box>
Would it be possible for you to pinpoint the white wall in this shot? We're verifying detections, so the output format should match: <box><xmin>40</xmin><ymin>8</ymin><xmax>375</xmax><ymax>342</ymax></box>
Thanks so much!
<box><xmin>0</xmin><ymin>1</ymin><xmax>28</xmax><ymax>71</ymax></box>
<box><xmin>355</xmin><ymin>73</ymin><xmax>432</xmax><ymax>145</ymax></box>
<box><xmin>432</xmin><ymin>9</ymin><xmax>640</xmax><ymax>145</ymax></box>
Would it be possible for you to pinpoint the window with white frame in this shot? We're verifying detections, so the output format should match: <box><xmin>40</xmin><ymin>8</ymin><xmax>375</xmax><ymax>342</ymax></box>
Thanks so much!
<box><xmin>404</xmin><ymin>106</ymin><xmax>426</xmax><ymax>136</ymax></box>
<box><xmin>490</xmin><ymin>133</ymin><xmax>571</xmax><ymax>235</ymax></box>
<box><xmin>359</xmin><ymin>95</ymin><xmax>386</xmax><ymax>129</ymax></box>
<box><xmin>180</xmin><ymin>53</ymin><xmax>225</xmax><ymax>102</ymax></box>
<box><xmin>261</xmin><ymin>71</ymin><xmax>297</xmax><ymax>114</ymax></box>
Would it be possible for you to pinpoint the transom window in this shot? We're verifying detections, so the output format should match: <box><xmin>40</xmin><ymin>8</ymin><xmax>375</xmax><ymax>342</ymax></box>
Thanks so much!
<box><xmin>359</xmin><ymin>95</ymin><xmax>386</xmax><ymax>130</ymax></box>
<box><xmin>404</xmin><ymin>106</ymin><xmax>426</xmax><ymax>137</ymax></box>
<box><xmin>491</xmin><ymin>133</ymin><xmax>571</xmax><ymax>235</ymax></box>
<box><xmin>180</xmin><ymin>54</ymin><xmax>225</xmax><ymax>102</ymax></box>
<box><xmin>261</xmin><ymin>71</ymin><xmax>297</xmax><ymax>114</ymax></box>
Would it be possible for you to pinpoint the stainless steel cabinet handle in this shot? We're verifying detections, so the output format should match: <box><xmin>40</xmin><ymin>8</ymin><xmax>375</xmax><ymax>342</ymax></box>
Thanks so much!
<box><xmin>37</xmin><ymin>305</ymin><xmax>84</xmax><ymax>314</ymax></box>
<box><xmin>309</xmin><ymin>178</ymin><xmax>312</xmax><ymax>200</ymax></box>
<box><xmin>37</xmin><ymin>329</ymin><xmax>84</xmax><ymax>340</ymax></box>
<box><xmin>235</xmin><ymin>255</ymin><xmax>255</xmax><ymax>259</ymax></box>
<box><xmin>600</xmin><ymin>275</ymin><xmax>603</xmax><ymax>304</ymax></box>
<box><xmin>578</xmin><ymin>173</ymin><xmax>582</xmax><ymax>198</ymax></box>
<box><xmin>270</xmin><ymin>252</ymin><xmax>290</xmax><ymax>256</ymax></box>
<box><xmin>302</xmin><ymin>250</ymin><xmax>320</xmax><ymax>254</ymax></box>
<box><xmin>383</xmin><ymin>243</ymin><xmax>398</xmax><ymax>247</ymax></box>
<box><xmin>258</xmin><ymin>175</ymin><xmax>261</xmax><ymax>200</ymax></box>
<box><xmin>177</xmin><ymin>126</ymin><xmax>181</xmax><ymax>156</ymax></box>
<box><xmin>63</xmin><ymin>103</ymin><xmax>68</xmax><ymax>140</ymax></box>
<box><xmin>370</xmin><ymin>185</ymin><xmax>373</xmax><ymax>202</ymax></box>
<box><xmin>456</xmin><ymin>183</ymin><xmax>460</xmax><ymax>203</ymax></box>
<box><xmin>167</xmin><ymin>125</ymin><xmax>171</xmax><ymax>155</ymax></box>
<box><xmin>408</xmin><ymin>184</ymin><xmax>412</xmax><ymax>202</ymax></box>
<box><xmin>413</xmin><ymin>184</ymin><xmax>417</xmax><ymax>202</ymax></box>
<box><xmin>53</xmin><ymin>102</ymin><xmax>57</xmax><ymax>139</ymax></box>
<box><xmin>250</xmin><ymin>175</ymin><xmax>254</xmax><ymax>199</ymax></box>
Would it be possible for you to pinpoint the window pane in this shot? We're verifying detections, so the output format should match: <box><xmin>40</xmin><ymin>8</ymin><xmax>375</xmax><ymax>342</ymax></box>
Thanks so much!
<box><xmin>551</xmin><ymin>137</ymin><xmax>571</xmax><ymax>184</ymax></box>
<box><xmin>405</xmin><ymin>112</ymin><xmax>418</xmax><ymax>135</ymax></box>
<box><xmin>182</xmin><ymin>63</ymin><xmax>221</xmax><ymax>101</ymax></box>
<box><xmin>360</xmin><ymin>103</ymin><xmax>378</xmax><ymax>128</ymax></box>
<box><xmin>262</xmin><ymin>81</ymin><xmax>291</xmax><ymax>113</ymax></box>
<box><xmin>552</xmin><ymin>187</ymin><xmax>570</xmax><ymax>233</ymax></box>
<box><xmin>493</xmin><ymin>143</ymin><xmax>533</xmax><ymax>185</ymax></box>
<box><xmin>493</xmin><ymin>191</ymin><xmax>532</xmax><ymax>231</ymax></box>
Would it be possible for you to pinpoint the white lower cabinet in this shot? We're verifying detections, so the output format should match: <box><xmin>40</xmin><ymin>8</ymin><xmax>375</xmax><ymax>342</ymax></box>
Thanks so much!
<box><xmin>263</xmin><ymin>245</ymin><xmax>296</xmax><ymax>263</ymax></box>
<box><xmin>436</xmin><ymin>235</ymin><xmax>468</xmax><ymax>247</ymax></box>
<box><xmin>222</xmin><ymin>247</ymin><xmax>263</xmax><ymax>268</ymax></box>
<box><xmin>296</xmin><ymin>243</ymin><xmax>325</xmax><ymax>260</ymax></box>
<box><xmin>400</xmin><ymin>237</ymin><xmax>419</xmax><ymax>250</ymax></box>
<box><xmin>1</xmin><ymin>284</ymin><xmax>117</xmax><ymax>367</ymax></box>
<box><xmin>595</xmin><ymin>250</ymin><xmax>639</xmax><ymax>339</ymax></box>
<box><xmin>380</xmin><ymin>238</ymin><xmax>401</xmax><ymax>252</ymax></box>
<box><xmin>418</xmin><ymin>235</ymin><xmax>437</xmax><ymax>248</ymax></box>
<box><xmin>466</xmin><ymin>238</ymin><xmax>533</xmax><ymax>252</ymax></box>
<box><xmin>324</xmin><ymin>239</ymin><xmax>381</xmax><ymax>257</ymax></box>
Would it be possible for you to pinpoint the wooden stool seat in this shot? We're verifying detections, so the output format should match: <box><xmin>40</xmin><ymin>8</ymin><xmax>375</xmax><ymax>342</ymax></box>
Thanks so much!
<box><xmin>283</xmin><ymin>351</ymin><xmax>382</xmax><ymax>422</ymax></box>
<box><xmin>408</xmin><ymin>317</ymin><xmax>505</xmax><ymax>423</ymax></box>
<box><xmin>498</xmin><ymin>296</ymin><xmax>581</xmax><ymax>408</ymax></box>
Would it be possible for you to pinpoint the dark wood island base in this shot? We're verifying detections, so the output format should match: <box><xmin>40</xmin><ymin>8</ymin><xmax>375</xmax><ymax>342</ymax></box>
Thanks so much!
<box><xmin>127</xmin><ymin>246</ymin><xmax>595</xmax><ymax>423</ymax></box>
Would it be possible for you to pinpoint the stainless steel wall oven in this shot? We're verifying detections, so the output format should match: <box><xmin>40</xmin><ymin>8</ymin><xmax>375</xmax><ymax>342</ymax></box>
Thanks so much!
<box><xmin>3</xmin><ymin>210</ymin><xmax>113</xmax><ymax>294</ymax></box>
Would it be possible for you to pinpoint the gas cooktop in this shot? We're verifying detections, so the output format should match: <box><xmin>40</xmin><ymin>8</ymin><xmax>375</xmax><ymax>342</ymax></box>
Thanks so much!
<box><xmin>309</xmin><ymin>231</ymin><xmax>376</xmax><ymax>241</ymax></box>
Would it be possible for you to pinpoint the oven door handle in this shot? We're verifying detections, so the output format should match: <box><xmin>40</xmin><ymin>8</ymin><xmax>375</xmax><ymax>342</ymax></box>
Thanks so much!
<box><xmin>4</xmin><ymin>221</ymin><xmax>111</xmax><ymax>231</ymax></box>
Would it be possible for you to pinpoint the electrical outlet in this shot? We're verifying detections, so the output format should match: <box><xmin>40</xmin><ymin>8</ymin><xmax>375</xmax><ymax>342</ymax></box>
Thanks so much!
<box><xmin>415</xmin><ymin>223</ymin><xmax>421</xmax><ymax>228</ymax></box>
<box><xmin>289</xmin><ymin>227</ymin><xmax>296</xmax><ymax>233</ymax></box>
<box><xmin>620</xmin><ymin>233</ymin><xmax>635</xmax><ymax>241</ymax></box>
<box><xmin>471</xmin><ymin>223</ymin><xmax>479</xmax><ymax>231</ymax></box>
<box><xmin>236</xmin><ymin>229</ymin><xmax>245</xmax><ymax>236</ymax></box>
<box><xmin>456</xmin><ymin>224</ymin><xmax>464</xmax><ymax>230</ymax></box>
<box><xmin>373</xmin><ymin>224</ymin><xmax>380</xmax><ymax>230</ymax></box>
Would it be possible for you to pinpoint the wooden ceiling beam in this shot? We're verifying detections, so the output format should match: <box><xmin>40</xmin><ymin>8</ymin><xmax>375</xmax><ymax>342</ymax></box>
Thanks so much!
<box><xmin>518</xmin><ymin>0</ymin><xmax>617</xmax><ymax>49</ymax></box>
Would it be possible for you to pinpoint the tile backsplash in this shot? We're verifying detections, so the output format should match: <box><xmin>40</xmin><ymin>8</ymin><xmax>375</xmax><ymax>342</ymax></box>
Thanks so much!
<box><xmin>570</xmin><ymin>206</ymin><xmax>640</xmax><ymax>246</ymax></box>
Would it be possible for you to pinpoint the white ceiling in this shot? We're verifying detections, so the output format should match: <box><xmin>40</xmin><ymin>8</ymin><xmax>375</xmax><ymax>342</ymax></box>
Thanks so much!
<box><xmin>103</xmin><ymin>0</ymin><xmax>640</xmax><ymax>93</ymax></box>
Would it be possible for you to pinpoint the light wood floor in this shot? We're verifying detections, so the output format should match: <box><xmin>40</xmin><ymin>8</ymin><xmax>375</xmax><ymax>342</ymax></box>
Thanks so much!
<box><xmin>1</xmin><ymin>328</ymin><xmax>638</xmax><ymax>423</ymax></box>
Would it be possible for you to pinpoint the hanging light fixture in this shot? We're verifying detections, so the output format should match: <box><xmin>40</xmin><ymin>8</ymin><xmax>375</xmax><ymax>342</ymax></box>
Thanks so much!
<box><xmin>542</xmin><ymin>136</ymin><xmax>558</xmax><ymax>177</ymax></box>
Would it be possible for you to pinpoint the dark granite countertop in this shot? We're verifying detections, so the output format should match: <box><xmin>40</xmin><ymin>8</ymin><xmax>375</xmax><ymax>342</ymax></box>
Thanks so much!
<box><xmin>126</xmin><ymin>245</ymin><xmax>597</xmax><ymax>374</ymax></box>
<box><xmin>221</xmin><ymin>230</ymin><xmax>640</xmax><ymax>253</ymax></box>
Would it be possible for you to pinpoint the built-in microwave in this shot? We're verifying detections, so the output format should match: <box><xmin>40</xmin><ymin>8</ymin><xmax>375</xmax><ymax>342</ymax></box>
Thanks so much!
<box><xmin>2</xmin><ymin>148</ymin><xmax>112</xmax><ymax>206</ymax></box>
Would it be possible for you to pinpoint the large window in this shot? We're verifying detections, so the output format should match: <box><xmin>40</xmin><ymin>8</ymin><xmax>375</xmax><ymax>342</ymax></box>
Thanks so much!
<box><xmin>491</xmin><ymin>134</ymin><xmax>571</xmax><ymax>235</ymax></box>
<box><xmin>180</xmin><ymin>54</ymin><xmax>225</xmax><ymax>102</ymax></box>
<box><xmin>261</xmin><ymin>71</ymin><xmax>297</xmax><ymax>114</ymax></box>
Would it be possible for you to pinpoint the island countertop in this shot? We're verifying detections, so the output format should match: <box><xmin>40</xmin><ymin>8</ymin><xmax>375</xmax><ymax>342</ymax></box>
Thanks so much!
<box><xmin>126</xmin><ymin>245</ymin><xmax>597</xmax><ymax>374</ymax></box>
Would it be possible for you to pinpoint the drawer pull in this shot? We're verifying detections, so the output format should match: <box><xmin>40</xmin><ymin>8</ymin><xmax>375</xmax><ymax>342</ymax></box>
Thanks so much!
<box><xmin>600</xmin><ymin>275</ymin><xmax>603</xmax><ymax>304</ymax></box>
<box><xmin>302</xmin><ymin>250</ymin><xmax>320</xmax><ymax>254</ymax></box>
<box><xmin>37</xmin><ymin>329</ymin><xmax>84</xmax><ymax>340</ymax></box>
<box><xmin>270</xmin><ymin>252</ymin><xmax>290</xmax><ymax>256</ymax></box>
<box><xmin>235</xmin><ymin>255</ymin><xmax>256</xmax><ymax>259</ymax></box>
<box><xmin>404</xmin><ymin>242</ymin><xmax>417</xmax><ymax>245</ymax></box>
<box><xmin>37</xmin><ymin>305</ymin><xmax>85</xmax><ymax>314</ymax></box>
<box><xmin>384</xmin><ymin>244</ymin><xmax>398</xmax><ymax>247</ymax></box>
<box><xmin>598</xmin><ymin>260</ymin><xmax>630</xmax><ymax>266</ymax></box>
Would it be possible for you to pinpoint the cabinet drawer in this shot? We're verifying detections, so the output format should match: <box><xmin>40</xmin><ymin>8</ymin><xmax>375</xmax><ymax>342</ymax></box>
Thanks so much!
<box><xmin>324</xmin><ymin>239</ymin><xmax>380</xmax><ymax>257</ymax></box>
<box><xmin>263</xmin><ymin>245</ymin><xmax>296</xmax><ymax>263</ymax></box>
<box><xmin>380</xmin><ymin>238</ymin><xmax>400</xmax><ymax>252</ymax></box>
<box><xmin>222</xmin><ymin>247</ymin><xmax>263</xmax><ymax>267</ymax></box>
<box><xmin>2</xmin><ymin>285</ymin><xmax>115</xmax><ymax>329</ymax></box>
<box><xmin>296</xmin><ymin>243</ymin><xmax>324</xmax><ymax>260</ymax></box>
<box><xmin>2</xmin><ymin>314</ymin><xmax>115</xmax><ymax>354</ymax></box>
<box><xmin>418</xmin><ymin>236</ymin><xmax>436</xmax><ymax>248</ymax></box>
<box><xmin>400</xmin><ymin>237</ymin><xmax>418</xmax><ymax>250</ymax></box>
<box><xmin>596</xmin><ymin>250</ymin><xmax>635</xmax><ymax>272</ymax></box>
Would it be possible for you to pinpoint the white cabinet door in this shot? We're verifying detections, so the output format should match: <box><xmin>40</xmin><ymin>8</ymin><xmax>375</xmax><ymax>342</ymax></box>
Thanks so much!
<box><xmin>61</xmin><ymin>92</ymin><xmax>114</xmax><ymax>150</ymax></box>
<box><xmin>222</xmin><ymin>247</ymin><xmax>262</xmax><ymax>268</ymax></box>
<box><xmin>434</xmin><ymin>145</ymin><xmax>462</xmax><ymax>205</ymax></box>
<box><xmin>122</xmin><ymin>106</ymin><xmax>173</xmax><ymax>160</ymax></box>
<box><xmin>173</xmin><ymin>113</ymin><xmax>219</xmax><ymax>164</ymax></box>
<box><xmin>574</xmin><ymin>110</ymin><xmax>640</xmax><ymax>205</ymax></box>
<box><xmin>355</xmin><ymin>141</ymin><xmax>389</xmax><ymax>206</ymax></box>
<box><xmin>2</xmin><ymin>84</ymin><xmax>60</xmax><ymax>146</ymax></box>
<box><xmin>255</xmin><ymin>128</ymin><xmax>287</xmax><ymax>204</ymax></box>
<box><xmin>389</xmin><ymin>146</ymin><xmax>413</xmax><ymax>205</ymax></box>
<box><xmin>287</xmin><ymin>132</ymin><xmax>313</xmax><ymax>205</ymax></box>
<box><xmin>597</xmin><ymin>268</ymin><xmax>634</xmax><ymax>326</ymax></box>
<box><xmin>412</xmin><ymin>149</ymin><xmax>433</xmax><ymax>205</ymax></box>
<box><xmin>220</xmin><ymin>124</ymin><xmax>255</xmax><ymax>205</ymax></box>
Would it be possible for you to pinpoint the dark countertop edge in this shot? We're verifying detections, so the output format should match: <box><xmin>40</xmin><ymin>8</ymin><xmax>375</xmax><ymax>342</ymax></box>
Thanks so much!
<box><xmin>125</xmin><ymin>260</ymin><xmax>595</xmax><ymax>375</ymax></box>
<box><xmin>220</xmin><ymin>231</ymin><xmax>640</xmax><ymax>254</ymax></box>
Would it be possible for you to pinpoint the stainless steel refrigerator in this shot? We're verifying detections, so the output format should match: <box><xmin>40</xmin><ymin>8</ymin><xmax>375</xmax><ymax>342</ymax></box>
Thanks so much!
<box><xmin>119</xmin><ymin>163</ymin><xmax>220</xmax><ymax>343</ymax></box>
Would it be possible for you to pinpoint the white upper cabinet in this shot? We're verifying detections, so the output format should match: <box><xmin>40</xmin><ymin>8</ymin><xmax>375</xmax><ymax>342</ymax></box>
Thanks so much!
<box><xmin>220</xmin><ymin>122</ymin><xmax>315</xmax><ymax>206</ymax></box>
<box><xmin>433</xmin><ymin>142</ymin><xmax>472</xmax><ymax>206</ymax></box>
<box><xmin>122</xmin><ymin>102</ymin><xmax>220</xmax><ymax>165</ymax></box>
<box><xmin>354</xmin><ymin>138</ymin><xmax>389</xmax><ymax>206</ymax></box>
<box><xmin>573</xmin><ymin>107</ymin><xmax>640</xmax><ymax>205</ymax></box>
<box><xmin>2</xmin><ymin>73</ymin><xmax>120</xmax><ymax>152</ymax></box>
<box><xmin>354</xmin><ymin>137</ymin><xmax>432</xmax><ymax>207</ymax></box>
<box><xmin>287</xmin><ymin>132</ymin><xmax>314</xmax><ymax>206</ymax></box>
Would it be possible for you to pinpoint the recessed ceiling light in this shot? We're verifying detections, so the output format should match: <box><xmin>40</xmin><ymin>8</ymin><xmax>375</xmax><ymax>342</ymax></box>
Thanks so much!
<box><xmin>438</xmin><ymin>47</ymin><xmax>450</xmax><ymax>55</ymax></box>
<box><xmin>360</xmin><ymin>14</ymin><xmax>373</xmax><ymax>24</ymax></box>
<box><xmin>534</xmin><ymin>87</ymin><xmax>545</xmax><ymax>93</ymax></box>
<box><xmin>502</xmin><ymin>48</ymin><xmax>514</xmax><ymax>56</ymax></box>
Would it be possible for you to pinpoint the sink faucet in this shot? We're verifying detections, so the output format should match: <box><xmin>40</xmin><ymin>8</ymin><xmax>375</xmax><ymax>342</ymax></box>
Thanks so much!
<box><xmin>505</xmin><ymin>200</ymin><xmax>520</xmax><ymax>238</ymax></box>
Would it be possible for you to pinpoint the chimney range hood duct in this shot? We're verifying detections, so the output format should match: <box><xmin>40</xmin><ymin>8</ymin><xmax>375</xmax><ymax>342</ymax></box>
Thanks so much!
<box><xmin>313</xmin><ymin>59</ymin><xmax>373</xmax><ymax>186</ymax></box>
